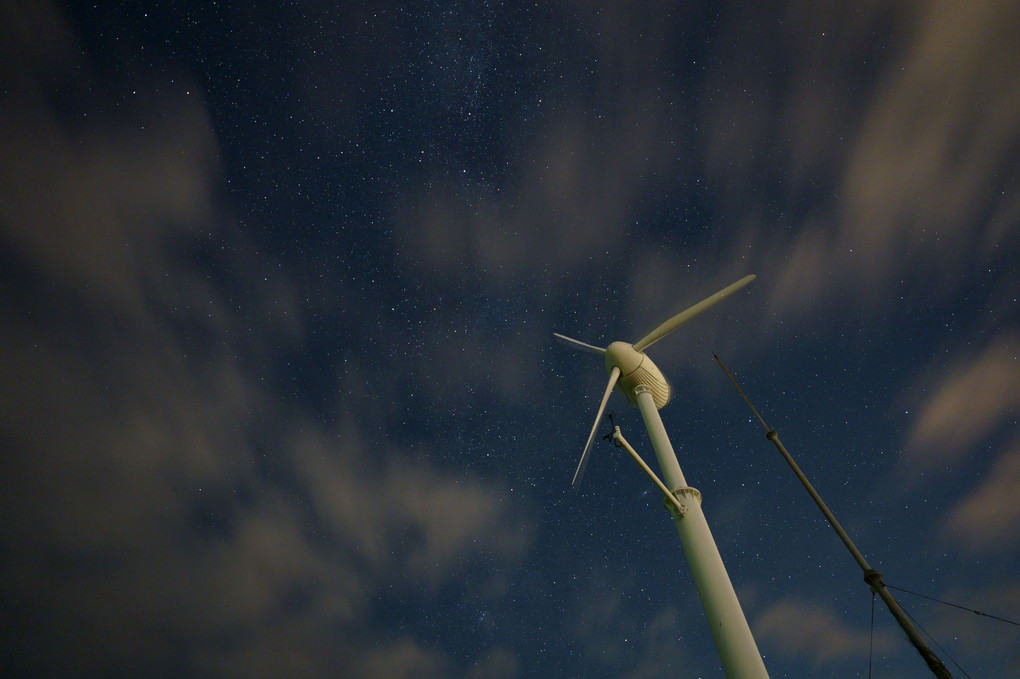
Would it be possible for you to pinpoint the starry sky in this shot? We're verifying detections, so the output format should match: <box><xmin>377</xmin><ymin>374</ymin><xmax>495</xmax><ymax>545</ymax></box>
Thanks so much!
<box><xmin>2</xmin><ymin>1</ymin><xmax>1018</xmax><ymax>677</ymax></box>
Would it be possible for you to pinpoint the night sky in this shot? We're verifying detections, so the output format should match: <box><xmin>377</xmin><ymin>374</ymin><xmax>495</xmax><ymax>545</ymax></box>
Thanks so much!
<box><xmin>2</xmin><ymin>1</ymin><xmax>1019</xmax><ymax>677</ymax></box>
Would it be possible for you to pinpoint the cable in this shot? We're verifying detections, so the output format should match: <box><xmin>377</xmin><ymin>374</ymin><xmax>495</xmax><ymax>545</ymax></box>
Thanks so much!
<box><xmin>885</xmin><ymin>584</ymin><xmax>1020</xmax><ymax>627</ymax></box>
<box><xmin>869</xmin><ymin>591</ymin><xmax>876</xmax><ymax>679</ymax></box>
<box><xmin>899</xmin><ymin>605</ymin><xmax>972</xmax><ymax>679</ymax></box>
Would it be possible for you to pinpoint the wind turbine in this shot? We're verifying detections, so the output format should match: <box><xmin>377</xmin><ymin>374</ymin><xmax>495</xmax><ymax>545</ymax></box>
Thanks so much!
<box><xmin>555</xmin><ymin>274</ymin><xmax>769</xmax><ymax>679</ymax></box>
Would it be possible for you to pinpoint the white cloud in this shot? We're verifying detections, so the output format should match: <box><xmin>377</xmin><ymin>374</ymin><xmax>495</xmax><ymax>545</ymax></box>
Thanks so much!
<box><xmin>702</xmin><ymin>0</ymin><xmax>1020</xmax><ymax>322</ymax></box>
<box><xmin>0</xmin><ymin>8</ymin><xmax>534</xmax><ymax>674</ymax></box>
<box><xmin>753</xmin><ymin>597</ymin><xmax>894</xmax><ymax>666</ymax></box>
<box><xmin>905</xmin><ymin>333</ymin><xmax>1020</xmax><ymax>470</ymax></box>
<box><xmin>943</xmin><ymin>438</ymin><xmax>1020</xmax><ymax>553</ymax></box>
<box><xmin>837</xmin><ymin>0</ymin><xmax>1020</xmax><ymax>289</ymax></box>
<box><xmin>293</xmin><ymin>421</ymin><xmax>533</xmax><ymax>586</ymax></box>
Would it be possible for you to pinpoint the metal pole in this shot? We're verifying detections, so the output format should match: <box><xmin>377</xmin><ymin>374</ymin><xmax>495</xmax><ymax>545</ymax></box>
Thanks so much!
<box><xmin>714</xmin><ymin>355</ymin><xmax>953</xmax><ymax>679</ymax></box>
<box><xmin>609</xmin><ymin>426</ymin><xmax>692</xmax><ymax>535</ymax></box>
<box><xmin>633</xmin><ymin>385</ymin><xmax>770</xmax><ymax>679</ymax></box>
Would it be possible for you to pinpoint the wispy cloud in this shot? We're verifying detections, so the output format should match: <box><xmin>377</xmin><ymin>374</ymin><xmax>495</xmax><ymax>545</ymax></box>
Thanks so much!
<box><xmin>0</xmin><ymin>7</ymin><xmax>531</xmax><ymax>676</ymax></box>
<box><xmin>837</xmin><ymin>0</ymin><xmax>1020</xmax><ymax>286</ymax></box>
<box><xmin>294</xmin><ymin>421</ymin><xmax>532</xmax><ymax>587</ymax></box>
<box><xmin>753</xmin><ymin>597</ymin><xmax>894</xmax><ymax>666</ymax></box>
<box><xmin>896</xmin><ymin>330</ymin><xmax>1020</xmax><ymax>554</ymax></box>
<box><xmin>943</xmin><ymin>436</ymin><xmax>1020</xmax><ymax>553</ymax></box>
<box><xmin>904</xmin><ymin>333</ymin><xmax>1020</xmax><ymax>471</ymax></box>
<box><xmin>708</xmin><ymin>0</ymin><xmax>1020</xmax><ymax>321</ymax></box>
<box><xmin>351</xmin><ymin>638</ymin><xmax>452</xmax><ymax>679</ymax></box>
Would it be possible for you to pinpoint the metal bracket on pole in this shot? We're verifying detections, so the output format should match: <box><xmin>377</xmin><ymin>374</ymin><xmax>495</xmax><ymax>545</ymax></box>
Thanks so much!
<box><xmin>610</xmin><ymin>425</ymin><xmax>702</xmax><ymax>520</ymax></box>
<box><xmin>664</xmin><ymin>487</ymin><xmax>703</xmax><ymax>518</ymax></box>
<box><xmin>863</xmin><ymin>569</ymin><xmax>884</xmax><ymax>593</ymax></box>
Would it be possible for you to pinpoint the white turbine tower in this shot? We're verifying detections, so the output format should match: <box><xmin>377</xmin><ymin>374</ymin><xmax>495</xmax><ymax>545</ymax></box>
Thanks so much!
<box><xmin>555</xmin><ymin>274</ymin><xmax>769</xmax><ymax>679</ymax></box>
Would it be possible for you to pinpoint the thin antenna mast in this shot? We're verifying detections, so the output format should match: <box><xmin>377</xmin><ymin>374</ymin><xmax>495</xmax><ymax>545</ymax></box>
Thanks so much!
<box><xmin>713</xmin><ymin>354</ymin><xmax>954</xmax><ymax>679</ymax></box>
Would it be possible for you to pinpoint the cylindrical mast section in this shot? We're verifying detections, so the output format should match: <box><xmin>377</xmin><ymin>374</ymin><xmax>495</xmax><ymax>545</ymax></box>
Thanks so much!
<box><xmin>634</xmin><ymin>386</ymin><xmax>770</xmax><ymax>679</ymax></box>
<box><xmin>714</xmin><ymin>355</ymin><xmax>953</xmax><ymax>679</ymax></box>
<box><xmin>766</xmin><ymin>430</ymin><xmax>952</xmax><ymax>679</ymax></box>
<box><xmin>634</xmin><ymin>386</ymin><xmax>687</xmax><ymax>489</ymax></box>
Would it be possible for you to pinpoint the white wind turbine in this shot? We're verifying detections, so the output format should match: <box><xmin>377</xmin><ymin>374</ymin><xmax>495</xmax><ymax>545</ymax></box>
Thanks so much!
<box><xmin>555</xmin><ymin>274</ymin><xmax>769</xmax><ymax>679</ymax></box>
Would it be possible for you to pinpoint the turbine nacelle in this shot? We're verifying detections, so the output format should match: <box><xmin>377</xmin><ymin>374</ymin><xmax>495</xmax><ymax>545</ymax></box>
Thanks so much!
<box><xmin>605</xmin><ymin>342</ymin><xmax>671</xmax><ymax>409</ymax></box>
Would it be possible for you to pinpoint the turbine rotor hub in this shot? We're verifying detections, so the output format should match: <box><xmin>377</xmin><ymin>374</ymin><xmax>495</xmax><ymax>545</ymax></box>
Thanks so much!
<box><xmin>605</xmin><ymin>342</ymin><xmax>671</xmax><ymax>409</ymax></box>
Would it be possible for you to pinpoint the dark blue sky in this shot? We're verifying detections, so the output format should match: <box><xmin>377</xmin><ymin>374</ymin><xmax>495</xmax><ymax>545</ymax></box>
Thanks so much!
<box><xmin>2</xmin><ymin>1</ymin><xmax>1018</xmax><ymax>677</ymax></box>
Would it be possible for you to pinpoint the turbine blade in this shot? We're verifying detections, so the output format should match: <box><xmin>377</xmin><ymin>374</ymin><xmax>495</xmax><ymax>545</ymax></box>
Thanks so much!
<box><xmin>632</xmin><ymin>274</ymin><xmax>756</xmax><ymax>352</ymax></box>
<box><xmin>554</xmin><ymin>333</ymin><xmax>607</xmax><ymax>355</ymax></box>
<box><xmin>572</xmin><ymin>366</ymin><xmax>621</xmax><ymax>487</ymax></box>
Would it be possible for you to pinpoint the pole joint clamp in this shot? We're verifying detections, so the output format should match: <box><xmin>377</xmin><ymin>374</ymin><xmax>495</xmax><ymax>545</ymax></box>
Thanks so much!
<box><xmin>863</xmin><ymin>569</ymin><xmax>884</xmax><ymax>592</ymax></box>
<box><xmin>664</xmin><ymin>487</ymin><xmax>702</xmax><ymax>518</ymax></box>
